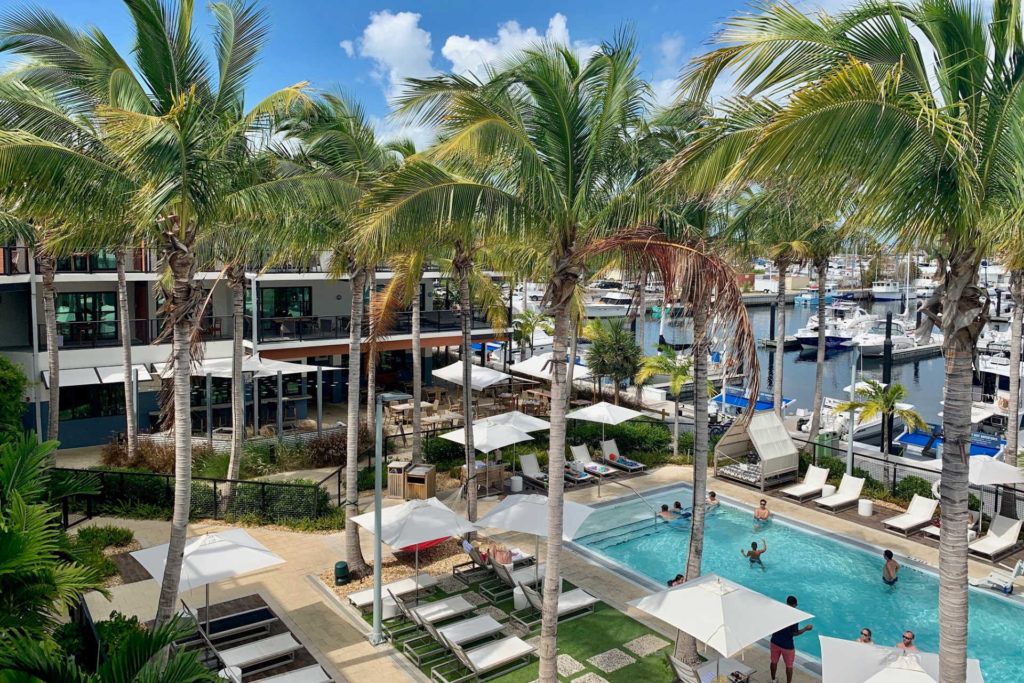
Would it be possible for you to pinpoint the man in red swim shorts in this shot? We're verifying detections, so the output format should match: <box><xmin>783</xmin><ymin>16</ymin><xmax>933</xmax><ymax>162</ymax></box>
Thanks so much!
<box><xmin>769</xmin><ymin>595</ymin><xmax>813</xmax><ymax>683</ymax></box>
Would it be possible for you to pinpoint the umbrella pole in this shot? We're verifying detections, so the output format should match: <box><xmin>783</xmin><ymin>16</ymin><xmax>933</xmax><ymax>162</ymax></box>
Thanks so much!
<box><xmin>535</xmin><ymin>536</ymin><xmax>540</xmax><ymax>585</ymax></box>
<box><xmin>205</xmin><ymin>584</ymin><xmax>210</xmax><ymax>633</ymax></box>
<box><xmin>415</xmin><ymin>546</ymin><xmax>420</xmax><ymax>606</ymax></box>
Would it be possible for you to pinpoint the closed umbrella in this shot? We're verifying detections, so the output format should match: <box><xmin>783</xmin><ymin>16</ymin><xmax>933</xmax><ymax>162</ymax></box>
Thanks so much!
<box><xmin>131</xmin><ymin>529</ymin><xmax>285</xmax><ymax>632</ymax></box>
<box><xmin>566</xmin><ymin>400</ymin><xmax>643</xmax><ymax>440</ymax></box>
<box><xmin>475</xmin><ymin>493</ymin><xmax>593</xmax><ymax>582</ymax></box>
<box><xmin>819</xmin><ymin>636</ymin><xmax>984</xmax><ymax>683</ymax></box>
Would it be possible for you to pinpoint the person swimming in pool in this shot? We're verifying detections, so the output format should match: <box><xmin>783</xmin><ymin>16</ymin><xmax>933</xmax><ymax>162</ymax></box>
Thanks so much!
<box><xmin>882</xmin><ymin>549</ymin><xmax>900</xmax><ymax>586</ymax></box>
<box><xmin>741</xmin><ymin>539</ymin><xmax>768</xmax><ymax>570</ymax></box>
<box><xmin>753</xmin><ymin>499</ymin><xmax>771</xmax><ymax>528</ymax></box>
<box><xmin>672</xmin><ymin>501</ymin><xmax>692</xmax><ymax>518</ymax></box>
<box><xmin>707</xmin><ymin>491</ymin><xmax>720</xmax><ymax>509</ymax></box>
<box><xmin>658</xmin><ymin>504</ymin><xmax>676</xmax><ymax>521</ymax></box>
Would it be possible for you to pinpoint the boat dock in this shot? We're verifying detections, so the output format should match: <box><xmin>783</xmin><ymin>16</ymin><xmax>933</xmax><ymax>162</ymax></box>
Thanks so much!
<box><xmin>883</xmin><ymin>341</ymin><xmax>944</xmax><ymax>362</ymax></box>
<box><xmin>760</xmin><ymin>336</ymin><xmax>800</xmax><ymax>350</ymax></box>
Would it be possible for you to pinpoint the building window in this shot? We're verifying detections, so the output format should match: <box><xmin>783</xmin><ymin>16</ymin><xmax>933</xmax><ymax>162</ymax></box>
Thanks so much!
<box><xmin>255</xmin><ymin>287</ymin><xmax>312</xmax><ymax>319</ymax></box>
<box><xmin>58</xmin><ymin>384</ymin><xmax>125</xmax><ymax>421</ymax></box>
<box><xmin>56</xmin><ymin>292</ymin><xmax>117</xmax><ymax>342</ymax></box>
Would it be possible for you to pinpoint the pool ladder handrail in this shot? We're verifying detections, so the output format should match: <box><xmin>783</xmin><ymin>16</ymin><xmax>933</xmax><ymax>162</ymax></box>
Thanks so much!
<box><xmin>606</xmin><ymin>479</ymin><xmax>661</xmax><ymax>520</ymax></box>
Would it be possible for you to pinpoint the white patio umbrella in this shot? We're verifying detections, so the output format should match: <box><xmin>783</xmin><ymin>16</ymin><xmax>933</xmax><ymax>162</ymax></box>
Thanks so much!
<box><xmin>630</xmin><ymin>574</ymin><xmax>813</xmax><ymax>679</ymax></box>
<box><xmin>819</xmin><ymin>636</ymin><xmax>984</xmax><ymax>683</ymax></box>
<box><xmin>566</xmin><ymin>400</ymin><xmax>643</xmax><ymax>440</ymax></box>
<box><xmin>351</xmin><ymin>497</ymin><xmax>478</xmax><ymax>592</ymax></box>
<box><xmin>475</xmin><ymin>493</ymin><xmax>594</xmax><ymax>582</ymax></box>
<box><xmin>432</xmin><ymin>360</ymin><xmax>511</xmax><ymax>391</ymax></box>
<box><xmin>475</xmin><ymin>410</ymin><xmax>550</xmax><ymax>432</ymax></box>
<box><xmin>131</xmin><ymin>529</ymin><xmax>285</xmax><ymax>631</ymax></box>
<box><xmin>510</xmin><ymin>352</ymin><xmax>592</xmax><ymax>381</ymax></box>
<box><xmin>440</xmin><ymin>423</ymin><xmax>534</xmax><ymax>453</ymax></box>
<box><xmin>920</xmin><ymin>454</ymin><xmax>1024</xmax><ymax>517</ymax></box>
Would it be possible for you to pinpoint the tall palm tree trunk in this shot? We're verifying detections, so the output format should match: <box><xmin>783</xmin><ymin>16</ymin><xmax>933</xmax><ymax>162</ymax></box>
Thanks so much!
<box><xmin>39</xmin><ymin>252</ymin><xmax>59</xmax><ymax>441</ymax></box>
<box><xmin>807</xmin><ymin>260</ymin><xmax>828</xmax><ymax>447</ymax></box>
<box><xmin>538</xmin><ymin>283</ymin><xmax>574</xmax><ymax>683</ymax></box>
<box><xmin>411</xmin><ymin>285</ymin><xmax>423</xmax><ymax>463</ymax></box>
<box><xmin>116</xmin><ymin>250</ymin><xmax>138</xmax><ymax>462</ymax></box>
<box><xmin>1006</xmin><ymin>271</ymin><xmax>1023</xmax><ymax>475</ymax></box>
<box><xmin>365</xmin><ymin>271</ymin><xmax>377</xmax><ymax>441</ymax></box>
<box><xmin>155</xmin><ymin>238</ymin><xmax>196</xmax><ymax>626</ymax></box>
<box><xmin>566</xmin><ymin>317</ymin><xmax>579</xmax><ymax>407</ymax></box>
<box><xmin>227</xmin><ymin>266</ymin><xmax>245</xmax><ymax>488</ymax></box>
<box><xmin>454</xmin><ymin>251</ymin><xmax>477</xmax><ymax>522</ymax></box>
<box><xmin>680</xmin><ymin>304</ymin><xmax>709</xmax><ymax>664</ymax></box>
<box><xmin>344</xmin><ymin>267</ymin><xmax>368</xmax><ymax>575</ymax></box>
<box><xmin>635</xmin><ymin>272</ymin><xmax>646</xmax><ymax>403</ymax></box>
<box><xmin>772</xmin><ymin>262</ymin><xmax>788</xmax><ymax>414</ymax></box>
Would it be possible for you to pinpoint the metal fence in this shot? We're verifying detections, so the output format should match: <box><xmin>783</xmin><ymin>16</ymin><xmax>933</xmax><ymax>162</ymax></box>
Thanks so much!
<box><xmin>54</xmin><ymin>466</ymin><xmax>339</xmax><ymax>527</ymax></box>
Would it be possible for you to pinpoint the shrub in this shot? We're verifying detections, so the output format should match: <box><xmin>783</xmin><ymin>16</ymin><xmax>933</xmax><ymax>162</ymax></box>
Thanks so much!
<box><xmin>194</xmin><ymin>451</ymin><xmax>230</xmax><ymax>479</ymax></box>
<box><xmin>53</xmin><ymin>621</ymin><xmax>85</xmax><ymax>660</ymax></box>
<box><xmin>73</xmin><ymin>544</ymin><xmax>118</xmax><ymax>579</ymax></box>
<box><xmin>224</xmin><ymin>478</ymin><xmax>329</xmax><ymax>521</ymax></box>
<box><xmin>571</xmin><ymin>420</ymin><xmax>671</xmax><ymax>462</ymax></box>
<box><xmin>76</xmin><ymin>525</ymin><xmax>133</xmax><ymax>549</ymax></box>
<box><xmin>306</xmin><ymin>430</ymin><xmax>347</xmax><ymax>467</ymax></box>
<box><xmin>95</xmin><ymin>612</ymin><xmax>144</xmax><ymax>659</ymax></box>
<box><xmin>189</xmin><ymin>481</ymin><xmax>216</xmax><ymax>518</ymax></box>
<box><xmin>0</xmin><ymin>355</ymin><xmax>27</xmax><ymax>440</ymax></box>
<box><xmin>278</xmin><ymin>507</ymin><xmax>346</xmax><ymax>532</ymax></box>
<box><xmin>422</xmin><ymin>437</ymin><xmax>464</xmax><ymax>467</ymax></box>
<box><xmin>99</xmin><ymin>501</ymin><xmax>172</xmax><ymax>520</ymax></box>
<box><xmin>357</xmin><ymin>467</ymin><xmax>375</xmax><ymax>491</ymax></box>
<box><xmin>91</xmin><ymin>468</ymin><xmax>171</xmax><ymax>508</ymax></box>
<box><xmin>817</xmin><ymin>455</ymin><xmax>847</xmax><ymax>482</ymax></box>
<box><xmin>100</xmin><ymin>440</ymin><xmax>214</xmax><ymax>473</ymax></box>
<box><xmin>275</xmin><ymin>441</ymin><xmax>313</xmax><ymax>472</ymax></box>
<box><xmin>895</xmin><ymin>475</ymin><xmax>934</xmax><ymax>502</ymax></box>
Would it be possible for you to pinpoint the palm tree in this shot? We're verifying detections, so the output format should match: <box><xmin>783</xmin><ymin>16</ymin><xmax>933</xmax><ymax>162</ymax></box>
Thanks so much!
<box><xmin>636</xmin><ymin>345</ymin><xmax>692</xmax><ymax>458</ymax></box>
<box><xmin>993</xmin><ymin>218</ymin><xmax>1024</xmax><ymax>472</ymax></box>
<box><xmin>359</xmin><ymin>38</ymin><xmax>759</xmax><ymax>681</ymax></box>
<box><xmin>0</xmin><ymin>615</ymin><xmax>216</xmax><ymax>682</ymax></box>
<box><xmin>583</xmin><ymin>318</ymin><xmax>642</xmax><ymax>405</ymax></box>
<box><xmin>115</xmin><ymin>249</ymin><xmax>138</xmax><ymax>461</ymax></box>
<box><xmin>679</xmin><ymin>3</ymin><xmax>1024</xmax><ymax>673</ymax></box>
<box><xmin>0</xmin><ymin>1</ymin><xmax>341</xmax><ymax>624</ymax></box>
<box><xmin>513</xmin><ymin>310</ymin><xmax>554</xmax><ymax>361</ymax></box>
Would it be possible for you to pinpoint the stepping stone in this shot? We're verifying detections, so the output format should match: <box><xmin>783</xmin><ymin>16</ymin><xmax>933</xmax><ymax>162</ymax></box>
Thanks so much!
<box><xmin>571</xmin><ymin>674</ymin><xmax>609</xmax><ymax>683</ymax></box>
<box><xmin>474</xmin><ymin>605</ymin><xmax>508</xmax><ymax>621</ymax></box>
<box><xmin>502</xmin><ymin>622</ymin><xmax>528</xmax><ymax>638</ymax></box>
<box><xmin>461</xmin><ymin>591</ymin><xmax>488</xmax><ymax>606</ymax></box>
<box><xmin>587</xmin><ymin>648</ymin><xmax>636</xmax><ymax>674</ymax></box>
<box><xmin>623</xmin><ymin>633</ymin><xmax>671</xmax><ymax>657</ymax></box>
<box><xmin>435</xmin><ymin>576</ymin><xmax>464</xmax><ymax>594</ymax></box>
<box><xmin>556</xmin><ymin>654</ymin><xmax>586</xmax><ymax>677</ymax></box>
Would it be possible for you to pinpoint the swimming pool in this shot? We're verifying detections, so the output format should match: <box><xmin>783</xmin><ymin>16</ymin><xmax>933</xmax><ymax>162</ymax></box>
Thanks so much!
<box><xmin>572</xmin><ymin>485</ymin><xmax>1024</xmax><ymax>682</ymax></box>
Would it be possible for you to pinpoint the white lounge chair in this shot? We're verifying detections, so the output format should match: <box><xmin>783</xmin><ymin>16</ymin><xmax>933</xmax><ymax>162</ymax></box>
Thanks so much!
<box><xmin>385</xmin><ymin>590</ymin><xmax>477</xmax><ymax>639</ymax></box>
<box><xmin>480</xmin><ymin>559</ymin><xmax>547</xmax><ymax>602</ymax></box>
<box><xmin>882</xmin><ymin>494</ymin><xmax>938</xmax><ymax>536</ymax></box>
<box><xmin>970</xmin><ymin>559</ymin><xmax>1024</xmax><ymax>595</ymax></box>
<box><xmin>510</xmin><ymin>583</ymin><xmax>600</xmax><ymax>629</ymax></box>
<box><xmin>599</xmin><ymin>439</ymin><xmax>646</xmax><ymax>472</ymax></box>
<box><xmin>815</xmin><ymin>473</ymin><xmax>865</xmax><ymax>513</ymax></box>
<box><xmin>219</xmin><ymin>633</ymin><xmax>302</xmax><ymax>674</ymax></box>
<box><xmin>779</xmin><ymin>465</ymin><xmax>829</xmax><ymax>502</ymax></box>
<box><xmin>348</xmin><ymin>574</ymin><xmax>437</xmax><ymax>610</ymax></box>
<box><xmin>519</xmin><ymin>453</ymin><xmax>549</xmax><ymax>490</ymax></box>
<box><xmin>430</xmin><ymin>636</ymin><xmax>536</xmax><ymax>683</ymax></box>
<box><xmin>922</xmin><ymin>513</ymin><xmax>979</xmax><ymax>542</ymax></box>
<box><xmin>406</xmin><ymin>614</ymin><xmax>505</xmax><ymax>666</ymax></box>
<box><xmin>260</xmin><ymin>665</ymin><xmax>332</xmax><ymax>683</ymax></box>
<box><xmin>667</xmin><ymin>653</ymin><xmax>754</xmax><ymax>683</ymax></box>
<box><xmin>570</xmin><ymin>444</ymin><xmax>618</xmax><ymax>478</ymax></box>
<box><xmin>969</xmin><ymin>515</ymin><xmax>1024</xmax><ymax>561</ymax></box>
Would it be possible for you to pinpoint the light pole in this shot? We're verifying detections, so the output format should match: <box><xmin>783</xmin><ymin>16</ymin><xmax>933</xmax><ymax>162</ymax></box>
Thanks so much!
<box><xmin>370</xmin><ymin>390</ymin><xmax>412</xmax><ymax>645</ymax></box>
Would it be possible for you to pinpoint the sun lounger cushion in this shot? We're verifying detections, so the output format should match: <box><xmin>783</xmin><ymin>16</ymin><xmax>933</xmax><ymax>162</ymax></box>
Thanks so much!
<box><xmin>923</xmin><ymin>524</ymin><xmax>978</xmax><ymax>542</ymax></box>
<box><xmin>460</xmin><ymin>636</ymin><xmax>535</xmax><ymax>672</ymax></box>
<box><xmin>436</xmin><ymin>615</ymin><xmax>504</xmax><ymax>647</ymax></box>
<box><xmin>970</xmin><ymin>516</ymin><xmax>1023</xmax><ymax>558</ymax></box>
<box><xmin>260</xmin><ymin>665</ymin><xmax>332</xmax><ymax>683</ymax></box>
<box><xmin>554</xmin><ymin>588</ymin><xmax>600</xmax><ymax>614</ymax></box>
<box><xmin>503</xmin><ymin>562</ymin><xmax>546</xmax><ymax>587</ymax></box>
<box><xmin>816</xmin><ymin>474</ymin><xmax>864</xmax><ymax>509</ymax></box>
<box><xmin>600</xmin><ymin>439</ymin><xmax>645</xmax><ymax>470</ymax></box>
<box><xmin>411</xmin><ymin>595</ymin><xmax>475</xmax><ymax>625</ymax></box>
<box><xmin>779</xmin><ymin>465</ymin><xmax>829</xmax><ymax>500</ymax></box>
<box><xmin>220</xmin><ymin>633</ymin><xmax>302</xmax><ymax>669</ymax></box>
<box><xmin>349</xmin><ymin>574</ymin><xmax>437</xmax><ymax>609</ymax></box>
<box><xmin>883</xmin><ymin>495</ymin><xmax>938</xmax><ymax>531</ymax></box>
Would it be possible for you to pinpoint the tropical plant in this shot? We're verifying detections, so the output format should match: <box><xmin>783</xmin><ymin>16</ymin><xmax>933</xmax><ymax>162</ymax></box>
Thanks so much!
<box><xmin>636</xmin><ymin>345</ymin><xmax>692</xmax><ymax>459</ymax></box>
<box><xmin>992</xmin><ymin>218</ymin><xmax>1024</xmax><ymax>473</ymax></box>
<box><xmin>583</xmin><ymin>318</ymin><xmax>642</xmax><ymax>405</ymax></box>
<box><xmin>678</xmin><ymin>1</ymin><xmax>1024</xmax><ymax>674</ymax></box>
<box><xmin>512</xmin><ymin>310</ymin><xmax>554</xmax><ymax>362</ymax></box>
<box><xmin>359</xmin><ymin>37</ymin><xmax>759</xmax><ymax>681</ymax></box>
<box><xmin>834</xmin><ymin>380</ymin><xmax>926</xmax><ymax>460</ymax></box>
<box><xmin>0</xmin><ymin>355</ymin><xmax>26</xmax><ymax>441</ymax></box>
<box><xmin>0</xmin><ymin>614</ymin><xmax>216</xmax><ymax>682</ymax></box>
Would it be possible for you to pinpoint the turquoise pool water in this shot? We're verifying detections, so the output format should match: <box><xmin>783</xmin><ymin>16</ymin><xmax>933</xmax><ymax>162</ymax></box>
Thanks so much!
<box><xmin>574</xmin><ymin>486</ymin><xmax>1024</xmax><ymax>682</ymax></box>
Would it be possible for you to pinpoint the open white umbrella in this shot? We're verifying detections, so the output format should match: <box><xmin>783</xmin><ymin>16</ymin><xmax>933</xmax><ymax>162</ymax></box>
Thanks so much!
<box><xmin>920</xmin><ymin>454</ymin><xmax>1024</xmax><ymax>517</ymax></box>
<box><xmin>440</xmin><ymin>423</ymin><xmax>533</xmax><ymax>453</ymax></box>
<box><xmin>819</xmin><ymin>636</ymin><xmax>984</xmax><ymax>683</ymax></box>
<box><xmin>566</xmin><ymin>400</ymin><xmax>643</xmax><ymax>440</ymax></box>
<box><xmin>476</xmin><ymin>410</ymin><xmax>550</xmax><ymax>433</ymax></box>
<box><xmin>510</xmin><ymin>352</ymin><xmax>592</xmax><ymax>381</ymax></box>
<box><xmin>432</xmin><ymin>360</ymin><xmax>511</xmax><ymax>391</ymax></box>
<box><xmin>350</xmin><ymin>497</ymin><xmax>478</xmax><ymax>597</ymax></box>
<box><xmin>631</xmin><ymin>574</ymin><xmax>813</xmax><ymax>679</ymax></box>
<box><xmin>131</xmin><ymin>529</ymin><xmax>285</xmax><ymax>631</ymax></box>
<box><xmin>475</xmin><ymin>493</ymin><xmax>594</xmax><ymax>582</ymax></box>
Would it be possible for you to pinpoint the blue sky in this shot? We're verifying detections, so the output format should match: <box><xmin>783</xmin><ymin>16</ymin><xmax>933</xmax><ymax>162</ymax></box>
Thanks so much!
<box><xmin>4</xmin><ymin>1</ymin><xmax>842</xmax><ymax>144</ymax></box>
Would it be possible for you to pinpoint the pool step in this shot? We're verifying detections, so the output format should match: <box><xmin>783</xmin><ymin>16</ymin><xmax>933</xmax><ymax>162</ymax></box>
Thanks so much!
<box><xmin>575</xmin><ymin>517</ymin><xmax>659</xmax><ymax>546</ymax></box>
<box><xmin>577</xmin><ymin>517</ymin><xmax>670</xmax><ymax>550</ymax></box>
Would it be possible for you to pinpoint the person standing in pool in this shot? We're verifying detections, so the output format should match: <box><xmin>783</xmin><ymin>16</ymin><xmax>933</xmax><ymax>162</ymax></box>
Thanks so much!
<box><xmin>769</xmin><ymin>595</ymin><xmax>812</xmax><ymax>683</ymax></box>
<box><xmin>882</xmin><ymin>550</ymin><xmax>900</xmax><ymax>586</ymax></box>
<box><xmin>657</xmin><ymin>504</ymin><xmax>675</xmax><ymax>521</ymax></box>
<box><xmin>707</xmin><ymin>491</ymin><xmax>719</xmax><ymax>509</ymax></box>
<box><xmin>753</xmin><ymin>499</ymin><xmax>771</xmax><ymax>528</ymax></box>
<box><xmin>672</xmin><ymin>501</ymin><xmax>692</xmax><ymax>518</ymax></box>
<box><xmin>741</xmin><ymin>539</ymin><xmax>768</xmax><ymax>570</ymax></box>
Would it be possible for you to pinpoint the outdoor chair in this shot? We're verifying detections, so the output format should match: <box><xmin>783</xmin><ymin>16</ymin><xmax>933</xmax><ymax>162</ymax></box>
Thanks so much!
<box><xmin>429</xmin><ymin>636</ymin><xmax>536</xmax><ymax>683</ymax></box>
<box><xmin>385</xmin><ymin>590</ymin><xmax>476</xmax><ymax>640</ymax></box>
<box><xmin>509</xmin><ymin>582</ymin><xmax>599</xmax><ymax>630</ymax></box>
<box><xmin>260</xmin><ymin>664</ymin><xmax>332</xmax><ymax>683</ymax></box>
<box><xmin>348</xmin><ymin>574</ymin><xmax>437</xmax><ymax>611</ymax></box>
<box><xmin>815</xmin><ymin>474</ymin><xmax>865</xmax><ymax>513</ymax></box>
<box><xmin>969</xmin><ymin>515</ymin><xmax>1024</xmax><ymax>561</ymax></box>
<box><xmin>598</xmin><ymin>439</ymin><xmax>646</xmax><ymax>473</ymax></box>
<box><xmin>923</xmin><ymin>513</ymin><xmax>979</xmax><ymax>542</ymax></box>
<box><xmin>969</xmin><ymin>559</ymin><xmax>1024</xmax><ymax>595</ymax></box>
<box><xmin>570</xmin><ymin>444</ymin><xmax>618</xmax><ymax>478</ymax></box>
<box><xmin>666</xmin><ymin>653</ymin><xmax>754</xmax><ymax>683</ymax></box>
<box><xmin>176</xmin><ymin>604</ymin><xmax>278</xmax><ymax>650</ymax></box>
<box><xmin>882</xmin><ymin>495</ymin><xmax>939</xmax><ymax>536</ymax></box>
<box><xmin>779</xmin><ymin>465</ymin><xmax>830</xmax><ymax>502</ymax></box>
<box><xmin>452</xmin><ymin>545</ymin><xmax>533</xmax><ymax>586</ymax></box>
<box><xmin>218</xmin><ymin>632</ymin><xmax>303</xmax><ymax>677</ymax></box>
<box><xmin>479</xmin><ymin>558</ymin><xmax>546</xmax><ymax>603</ymax></box>
<box><xmin>563</xmin><ymin>461</ymin><xmax>594</xmax><ymax>486</ymax></box>
<box><xmin>518</xmin><ymin>453</ymin><xmax>549</xmax><ymax>490</ymax></box>
<box><xmin>404</xmin><ymin>614</ymin><xmax>504</xmax><ymax>666</ymax></box>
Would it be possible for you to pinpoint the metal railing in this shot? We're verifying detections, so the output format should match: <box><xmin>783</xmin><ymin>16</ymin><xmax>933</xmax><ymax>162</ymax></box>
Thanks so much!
<box><xmin>49</xmin><ymin>248</ymin><xmax>154</xmax><ymax>274</ymax></box>
<box><xmin>254</xmin><ymin>309</ymin><xmax>494</xmax><ymax>343</ymax></box>
<box><xmin>39</xmin><ymin>315</ymin><xmax>233</xmax><ymax>349</ymax></box>
<box><xmin>0</xmin><ymin>246</ymin><xmax>29</xmax><ymax>275</ymax></box>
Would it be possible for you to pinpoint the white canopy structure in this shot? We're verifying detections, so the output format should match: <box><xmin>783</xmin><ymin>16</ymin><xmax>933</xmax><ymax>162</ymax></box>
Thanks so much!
<box><xmin>432</xmin><ymin>361</ymin><xmax>511</xmax><ymax>391</ymax></box>
<box><xmin>130</xmin><ymin>529</ymin><xmax>285</xmax><ymax>629</ymax></box>
<box><xmin>819</xmin><ymin>636</ymin><xmax>983</xmax><ymax>683</ymax></box>
<box><xmin>510</xmin><ymin>352</ymin><xmax>592</xmax><ymax>381</ymax></box>
<box><xmin>475</xmin><ymin>410</ymin><xmax>550</xmax><ymax>433</ymax></box>
<box><xmin>631</xmin><ymin>574</ymin><xmax>813</xmax><ymax>660</ymax></box>
<box><xmin>43</xmin><ymin>365</ymin><xmax>153</xmax><ymax>388</ymax></box>
<box><xmin>440</xmin><ymin>423</ymin><xmax>533</xmax><ymax>453</ymax></box>
<box><xmin>152</xmin><ymin>356</ymin><xmax>337</xmax><ymax>379</ymax></box>
<box><xmin>714</xmin><ymin>410</ymin><xmax>801</xmax><ymax>491</ymax></box>
<box><xmin>95</xmin><ymin>364</ymin><xmax>154</xmax><ymax>385</ymax></box>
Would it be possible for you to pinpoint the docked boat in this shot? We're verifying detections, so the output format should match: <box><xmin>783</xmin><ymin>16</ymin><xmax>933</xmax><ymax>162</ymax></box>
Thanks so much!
<box><xmin>871</xmin><ymin>280</ymin><xmax>904</xmax><ymax>301</ymax></box>
<box><xmin>795</xmin><ymin>302</ymin><xmax>878</xmax><ymax>349</ymax></box>
<box><xmin>895</xmin><ymin>424</ymin><xmax>1006</xmax><ymax>459</ymax></box>
<box><xmin>709</xmin><ymin>386</ymin><xmax>795</xmax><ymax>418</ymax></box>
<box><xmin>845</xmin><ymin>318</ymin><xmax>942</xmax><ymax>357</ymax></box>
<box><xmin>795</xmin><ymin>283</ymin><xmax>838</xmax><ymax>306</ymax></box>
<box><xmin>585</xmin><ymin>291</ymin><xmax>632</xmax><ymax>318</ymax></box>
<box><xmin>802</xmin><ymin>394</ymin><xmax>910</xmax><ymax>441</ymax></box>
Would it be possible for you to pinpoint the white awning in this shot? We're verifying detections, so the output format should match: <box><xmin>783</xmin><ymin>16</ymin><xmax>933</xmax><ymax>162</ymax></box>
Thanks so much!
<box><xmin>152</xmin><ymin>356</ymin><xmax>338</xmax><ymax>379</ymax></box>
<box><xmin>41</xmin><ymin>367</ymin><xmax>100</xmax><ymax>388</ymax></box>
<box><xmin>96</xmin><ymin>364</ymin><xmax>153</xmax><ymax>384</ymax></box>
<box><xmin>747</xmin><ymin>411</ymin><xmax>799</xmax><ymax>477</ymax></box>
<box><xmin>510</xmin><ymin>352</ymin><xmax>591</xmax><ymax>381</ymax></box>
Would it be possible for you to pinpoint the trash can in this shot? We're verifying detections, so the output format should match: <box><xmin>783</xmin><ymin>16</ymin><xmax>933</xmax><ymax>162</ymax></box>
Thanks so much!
<box><xmin>509</xmin><ymin>475</ymin><xmax>524</xmax><ymax>493</ymax></box>
<box><xmin>815</xmin><ymin>431</ymin><xmax>834</xmax><ymax>461</ymax></box>
<box><xmin>387</xmin><ymin>461</ymin><xmax>411</xmax><ymax>498</ymax></box>
<box><xmin>406</xmin><ymin>464</ymin><xmax>436</xmax><ymax>500</ymax></box>
<box><xmin>334</xmin><ymin>561</ymin><xmax>350</xmax><ymax>586</ymax></box>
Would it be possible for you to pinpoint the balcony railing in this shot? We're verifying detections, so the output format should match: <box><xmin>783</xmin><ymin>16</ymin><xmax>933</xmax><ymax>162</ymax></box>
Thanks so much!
<box><xmin>38</xmin><ymin>316</ymin><xmax>232</xmax><ymax>350</ymax></box>
<box><xmin>47</xmin><ymin>248</ymin><xmax>155</xmax><ymax>274</ymax></box>
<box><xmin>0</xmin><ymin>246</ymin><xmax>29</xmax><ymax>275</ymax></box>
<box><xmin>254</xmin><ymin>309</ymin><xmax>494</xmax><ymax>344</ymax></box>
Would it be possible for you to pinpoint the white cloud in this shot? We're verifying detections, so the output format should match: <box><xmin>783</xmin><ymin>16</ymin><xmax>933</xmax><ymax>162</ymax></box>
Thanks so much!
<box><xmin>657</xmin><ymin>34</ymin><xmax>683</xmax><ymax>69</ymax></box>
<box><xmin>441</xmin><ymin>13</ymin><xmax>598</xmax><ymax>80</ymax></box>
<box><xmin>357</xmin><ymin>11</ymin><xmax>435</xmax><ymax>100</ymax></box>
<box><xmin>650</xmin><ymin>34</ymin><xmax>685</xmax><ymax>107</ymax></box>
<box><xmin>371</xmin><ymin>116</ymin><xmax>437</xmax><ymax>152</ymax></box>
<box><xmin>339</xmin><ymin>39</ymin><xmax>354</xmax><ymax>57</ymax></box>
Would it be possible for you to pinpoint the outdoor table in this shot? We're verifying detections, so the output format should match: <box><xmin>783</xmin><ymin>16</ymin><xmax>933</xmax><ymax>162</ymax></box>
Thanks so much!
<box><xmin>391</xmin><ymin>401</ymin><xmax>434</xmax><ymax>414</ymax></box>
<box><xmin>858</xmin><ymin>499</ymin><xmax>874</xmax><ymax>517</ymax></box>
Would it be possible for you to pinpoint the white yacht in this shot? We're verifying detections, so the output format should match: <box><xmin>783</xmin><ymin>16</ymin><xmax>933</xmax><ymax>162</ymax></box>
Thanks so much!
<box><xmin>796</xmin><ymin>302</ymin><xmax>878</xmax><ymax>349</ymax></box>
<box><xmin>871</xmin><ymin>280</ymin><xmax>904</xmax><ymax>301</ymax></box>
<box><xmin>846</xmin><ymin>318</ymin><xmax>942</xmax><ymax>357</ymax></box>
<box><xmin>585</xmin><ymin>291</ymin><xmax>633</xmax><ymax>318</ymax></box>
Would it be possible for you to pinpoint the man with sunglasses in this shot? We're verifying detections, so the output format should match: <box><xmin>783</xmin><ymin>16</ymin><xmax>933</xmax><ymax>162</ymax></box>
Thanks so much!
<box><xmin>897</xmin><ymin>630</ymin><xmax>919</xmax><ymax>652</ymax></box>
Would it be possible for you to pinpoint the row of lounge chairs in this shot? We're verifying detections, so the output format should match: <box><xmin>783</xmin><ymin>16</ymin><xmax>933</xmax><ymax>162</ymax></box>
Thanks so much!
<box><xmin>519</xmin><ymin>439</ymin><xmax>647</xmax><ymax>490</ymax></box>
<box><xmin>782</xmin><ymin>467</ymin><xmax>1024</xmax><ymax>561</ymax></box>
